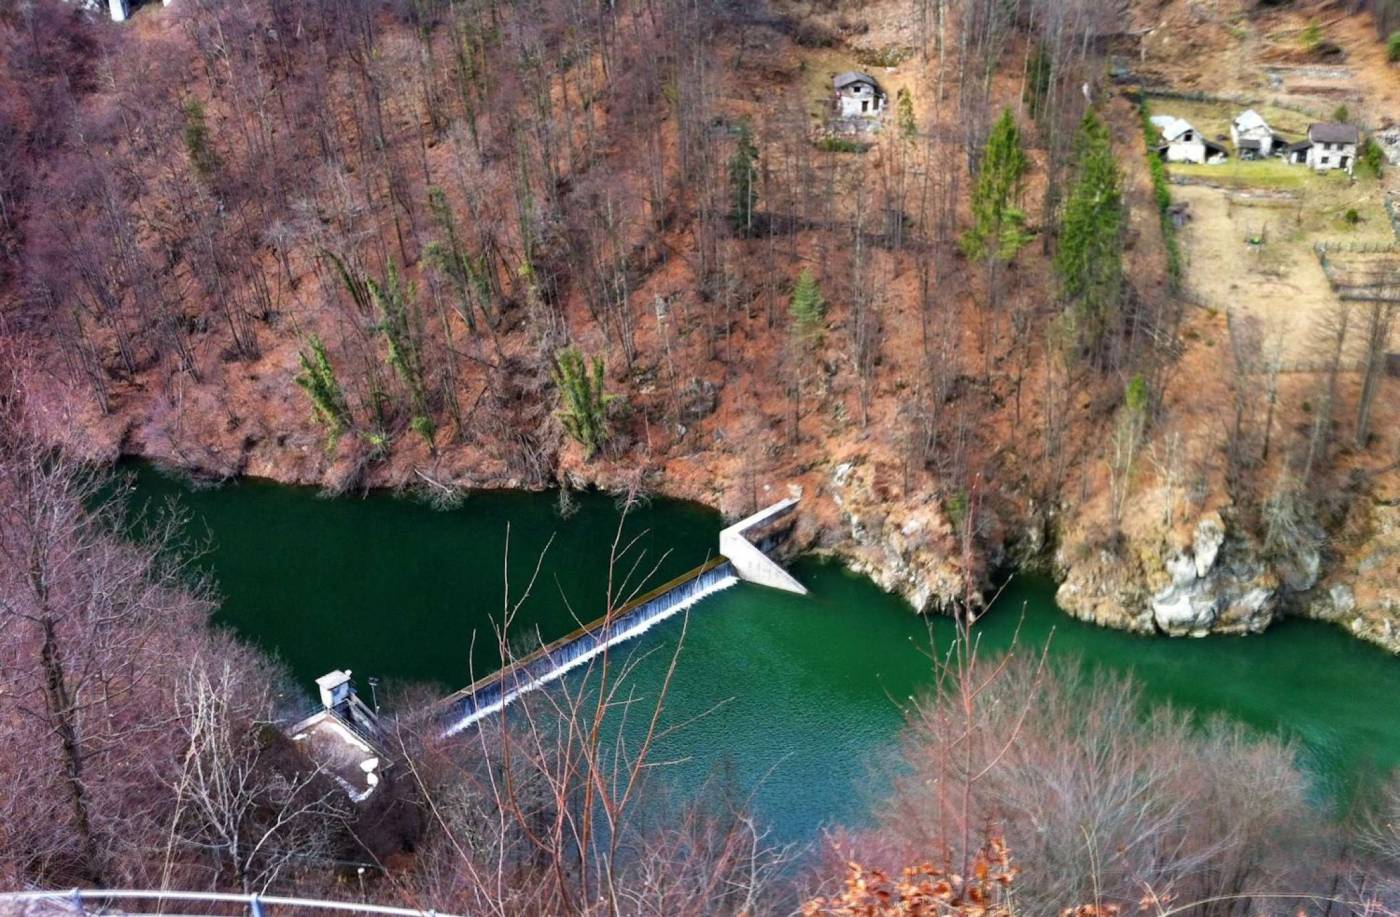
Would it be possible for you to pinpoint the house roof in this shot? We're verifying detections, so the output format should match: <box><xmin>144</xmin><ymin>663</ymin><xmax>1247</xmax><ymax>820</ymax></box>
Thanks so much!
<box><xmin>834</xmin><ymin>71</ymin><xmax>881</xmax><ymax>91</ymax></box>
<box><xmin>1284</xmin><ymin>139</ymin><xmax>1313</xmax><ymax>153</ymax></box>
<box><xmin>1158</xmin><ymin>117</ymin><xmax>1196</xmax><ymax>142</ymax></box>
<box><xmin>1309</xmin><ymin>122</ymin><xmax>1360</xmax><ymax>144</ymax></box>
<box><xmin>1234</xmin><ymin>109</ymin><xmax>1270</xmax><ymax>132</ymax></box>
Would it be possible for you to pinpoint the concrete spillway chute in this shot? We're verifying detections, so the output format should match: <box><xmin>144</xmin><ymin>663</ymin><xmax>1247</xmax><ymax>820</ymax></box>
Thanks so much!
<box><xmin>719</xmin><ymin>497</ymin><xmax>807</xmax><ymax>595</ymax></box>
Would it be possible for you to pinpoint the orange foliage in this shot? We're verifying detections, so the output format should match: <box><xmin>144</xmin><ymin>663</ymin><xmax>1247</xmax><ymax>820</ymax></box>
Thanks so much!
<box><xmin>802</xmin><ymin>839</ymin><xmax>1019</xmax><ymax>916</ymax></box>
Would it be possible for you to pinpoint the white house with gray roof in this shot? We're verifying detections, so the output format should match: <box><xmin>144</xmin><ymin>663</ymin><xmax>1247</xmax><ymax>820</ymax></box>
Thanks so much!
<box><xmin>1305</xmin><ymin>122</ymin><xmax>1360</xmax><ymax>174</ymax></box>
<box><xmin>833</xmin><ymin>72</ymin><xmax>886</xmax><ymax>118</ymax></box>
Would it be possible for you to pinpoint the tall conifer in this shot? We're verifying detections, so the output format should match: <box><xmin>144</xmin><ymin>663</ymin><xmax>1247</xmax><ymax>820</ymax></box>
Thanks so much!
<box><xmin>1055</xmin><ymin>110</ymin><xmax>1123</xmax><ymax>363</ymax></box>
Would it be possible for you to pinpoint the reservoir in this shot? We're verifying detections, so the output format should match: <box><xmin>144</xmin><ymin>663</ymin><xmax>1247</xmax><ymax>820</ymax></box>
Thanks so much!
<box><xmin>122</xmin><ymin>464</ymin><xmax>1400</xmax><ymax>847</ymax></box>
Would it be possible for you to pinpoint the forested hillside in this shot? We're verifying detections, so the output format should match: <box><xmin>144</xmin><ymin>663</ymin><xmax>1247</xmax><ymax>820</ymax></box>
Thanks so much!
<box><xmin>0</xmin><ymin>0</ymin><xmax>1190</xmax><ymax>613</ymax></box>
<box><xmin>2</xmin><ymin>0</ymin><xmax>1400</xmax><ymax>911</ymax></box>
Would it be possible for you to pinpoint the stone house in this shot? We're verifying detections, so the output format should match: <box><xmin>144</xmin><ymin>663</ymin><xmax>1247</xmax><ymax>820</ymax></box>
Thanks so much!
<box><xmin>1231</xmin><ymin>109</ymin><xmax>1278</xmax><ymax>158</ymax></box>
<box><xmin>1304</xmin><ymin>122</ymin><xmax>1360</xmax><ymax>174</ymax></box>
<box><xmin>1152</xmin><ymin>116</ymin><xmax>1226</xmax><ymax>165</ymax></box>
<box><xmin>834</xmin><ymin>72</ymin><xmax>887</xmax><ymax>118</ymax></box>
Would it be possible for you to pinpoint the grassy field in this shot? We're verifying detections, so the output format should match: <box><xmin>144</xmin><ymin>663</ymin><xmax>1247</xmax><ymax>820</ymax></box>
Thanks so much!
<box><xmin>1176</xmin><ymin>158</ymin><xmax>1316</xmax><ymax>189</ymax></box>
<box><xmin>1171</xmin><ymin>159</ymin><xmax>1315</xmax><ymax>190</ymax></box>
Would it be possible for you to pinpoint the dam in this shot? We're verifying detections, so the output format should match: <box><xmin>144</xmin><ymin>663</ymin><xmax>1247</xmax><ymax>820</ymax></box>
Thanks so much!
<box><xmin>119</xmin><ymin>462</ymin><xmax>1400</xmax><ymax>847</ymax></box>
<box><xmin>431</xmin><ymin>498</ymin><xmax>805</xmax><ymax>737</ymax></box>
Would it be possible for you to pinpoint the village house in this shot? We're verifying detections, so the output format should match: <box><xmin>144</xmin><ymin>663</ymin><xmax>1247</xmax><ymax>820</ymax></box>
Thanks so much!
<box><xmin>1152</xmin><ymin>115</ymin><xmax>1227</xmax><ymax>165</ymax></box>
<box><xmin>1231</xmin><ymin>109</ymin><xmax>1279</xmax><ymax>159</ymax></box>
<box><xmin>1304</xmin><ymin>122</ymin><xmax>1361</xmax><ymax>174</ymax></box>
<box><xmin>833</xmin><ymin>71</ymin><xmax>887</xmax><ymax>118</ymax></box>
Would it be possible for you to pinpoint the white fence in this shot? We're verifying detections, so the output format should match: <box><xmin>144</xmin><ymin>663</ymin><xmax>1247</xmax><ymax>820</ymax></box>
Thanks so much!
<box><xmin>0</xmin><ymin>889</ymin><xmax>461</xmax><ymax>917</ymax></box>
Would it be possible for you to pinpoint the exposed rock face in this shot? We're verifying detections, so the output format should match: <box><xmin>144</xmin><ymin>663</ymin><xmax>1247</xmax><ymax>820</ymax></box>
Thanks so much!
<box><xmin>825</xmin><ymin>459</ymin><xmax>966</xmax><ymax>614</ymax></box>
<box><xmin>1056</xmin><ymin>512</ymin><xmax>1282</xmax><ymax>638</ymax></box>
<box><xmin>1147</xmin><ymin>514</ymin><xmax>1279</xmax><ymax>636</ymax></box>
<box><xmin>1301</xmin><ymin>484</ymin><xmax>1400</xmax><ymax>654</ymax></box>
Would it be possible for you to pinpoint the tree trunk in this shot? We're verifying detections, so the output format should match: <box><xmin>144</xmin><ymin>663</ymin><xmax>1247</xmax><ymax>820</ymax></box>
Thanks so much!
<box><xmin>39</xmin><ymin>615</ymin><xmax>102</xmax><ymax>883</ymax></box>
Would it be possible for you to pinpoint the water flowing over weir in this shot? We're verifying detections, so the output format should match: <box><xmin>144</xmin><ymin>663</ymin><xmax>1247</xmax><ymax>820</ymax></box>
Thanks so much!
<box><xmin>434</xmin><ymin>558</ymin><xmax>739</xmax><ymax>736</ymax></box>
<box><xmin>429</xmin><ymin>499</ymin><xmax>805</xmax><ymax>737</ymax></box>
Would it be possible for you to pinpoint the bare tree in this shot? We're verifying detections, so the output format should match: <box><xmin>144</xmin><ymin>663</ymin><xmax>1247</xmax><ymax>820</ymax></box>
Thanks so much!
<box><xmin>1354</xmin><ymin>301</ymin><xmax>1396</xmax><ymax>450</ymax></box>
<box><xmin>165</xmin><ymin>660</ymin><xmax>350</xmax><ymax>893</ymax></box>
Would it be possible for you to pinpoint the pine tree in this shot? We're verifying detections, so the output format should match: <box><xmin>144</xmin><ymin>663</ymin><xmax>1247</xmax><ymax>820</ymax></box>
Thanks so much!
<box><xmin>1055</xmin><ymin>110</ymin><xmax>1123</xmax><ymax>363</ymax></box>
<box><xmin>552</xmin><ymin>347</ymin><xmax>618</xmax><ymax>459</ymax></box>
<box><xmin>182</xmin><ymin>99</ymin><xmax>222</xmax><ymax>185</ymax></box>
<box><xmin>896</xmin><ymin>88</ymin><xmax>917</xmax><ymax>141</ymax></box>
<box><xmin>294</xmin><ymin>335</ymin><xmax>352</xmax><ymax>449</ymax></box>
<box><xmin>426</xmin><ymin>186</ymin><xmax>493</xmax><ymax>331</ymax></box>
<box><xmin>1024</xmin><ymin>43</ymin><xmax>1052</xmax><ymax>122</ymax></box>
<box><xmin>961</xmin><ymin>109</ymin><xmax>1031</xmax><ymax>263</ymax></box>
<box><xmin>369</xmin><ymin>262</ymin><xmax>434</xmax><ymax>443</ymax></box>
<box><xmin>729</xmin><ymin>121</ymin><xmax>760</xmax><ymax>236</ymax></box>
<box><xmin>788</xmin><ymin>268</ymin><xmax>826</xmax><ymax>336</ymax></box>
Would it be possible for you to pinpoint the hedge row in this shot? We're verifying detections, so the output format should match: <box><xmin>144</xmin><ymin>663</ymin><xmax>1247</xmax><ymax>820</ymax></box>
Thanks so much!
<box><xmin>1135</xmin><ymin>96</ymin><xmax>1183</xmax><ymax>292</ymax></box>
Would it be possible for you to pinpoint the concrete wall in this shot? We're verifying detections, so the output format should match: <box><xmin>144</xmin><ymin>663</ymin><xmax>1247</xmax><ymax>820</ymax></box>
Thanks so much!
<box><xmin>719</xmin><ymin>498</ymin><xmax>807</xmax><ymax>595</ymax></box>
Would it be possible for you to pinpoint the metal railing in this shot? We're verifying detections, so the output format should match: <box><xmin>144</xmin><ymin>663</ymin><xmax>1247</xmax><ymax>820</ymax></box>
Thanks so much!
<box><xmin>0</xmin><ymin>889</ymin><xmax>463</xmax><ymax>917</ymax></box>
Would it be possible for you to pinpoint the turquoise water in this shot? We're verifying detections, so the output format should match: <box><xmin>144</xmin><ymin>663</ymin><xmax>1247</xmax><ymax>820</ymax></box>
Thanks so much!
<box><xmin>120</xmin><ymin>464</ymin><xmax>1400</xmax><ymax>846</ymax></box>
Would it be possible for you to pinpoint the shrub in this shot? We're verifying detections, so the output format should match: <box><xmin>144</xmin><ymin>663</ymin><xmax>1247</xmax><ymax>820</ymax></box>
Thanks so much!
<box><xmin>1388</xmin><ymin>31</ymin><xmax>1400</xmax><ymax>61</ymax></box>
<box><xmin>1345</xmin><ymin>207</ymin><xmax>1361</xmax><ymax>225</ymax></box>
<box><xmin>843</xmin><ymin>659</ymin><xmax>1323</xmax><ymax>914</ymax></box>
<box><xmin>1358</xmin><ymin>137</ymin><xmax>1386</xmax><ymax>179</ymax></box>
<box><xmin>1301</xmin><ymin>19</ymin><xmax>1323</xmax><ymax>52</ymax></box>
<box><xmin>855</xmin><ymin>46</ymin><xmax>912</xmax><ymax>68</ymax></box>
<box><xmin>1138</xmin><ymin>98</ymin><xmax>1183</xmax><ymax>291</ymax></box>
<box><xmin>813</xmin><ymin>136</ymin><xmax>868</xmax><ymax>154</ymax></box>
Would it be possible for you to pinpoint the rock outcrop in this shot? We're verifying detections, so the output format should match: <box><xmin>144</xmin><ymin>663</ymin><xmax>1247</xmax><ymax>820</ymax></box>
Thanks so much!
<box><xmin>1056</xmin><ymin>512</ymin><xmax>1283</xmax><ymax>638</ymax></box>
<box><xmin>1301</xmin><ymin>481</ymin><xmax>1400</xmax><ymax>653</ymax></box>
<box><xmin>825</xmin><ymin>459</ymin><xmax>966</xmax><ymax>613</ymax></box>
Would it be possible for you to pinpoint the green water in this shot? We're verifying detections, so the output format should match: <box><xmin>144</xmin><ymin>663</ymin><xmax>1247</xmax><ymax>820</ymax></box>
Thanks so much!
<box><xmin>121</xmin><ymin>464</ymin><xmax>1400</xmax><ymax>846</ymax></box>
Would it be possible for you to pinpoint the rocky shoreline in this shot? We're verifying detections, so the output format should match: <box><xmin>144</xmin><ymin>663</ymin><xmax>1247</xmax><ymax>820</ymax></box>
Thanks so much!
<box><xmin>87</xmin><ymin>402</ymin><xmax>1398</xmax><ymax>658</ymax></box>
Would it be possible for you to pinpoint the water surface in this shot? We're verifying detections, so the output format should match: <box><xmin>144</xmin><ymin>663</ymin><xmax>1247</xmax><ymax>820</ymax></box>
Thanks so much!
<box><xmin>122</xmin><ymin>464</ymin><xmax>1400</xmax><ymax>846</ymax></box>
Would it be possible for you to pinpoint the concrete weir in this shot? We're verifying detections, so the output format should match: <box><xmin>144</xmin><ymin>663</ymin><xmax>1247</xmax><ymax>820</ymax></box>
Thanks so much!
<box><xmin>721</xmin><ymin>497</ymin><xmax>807</xmax><ymax>595</ymax></box>
<box><xmin>432</xmin><ymin>498</ymin><xmax>805</xmax><ymax>736</ymax></box>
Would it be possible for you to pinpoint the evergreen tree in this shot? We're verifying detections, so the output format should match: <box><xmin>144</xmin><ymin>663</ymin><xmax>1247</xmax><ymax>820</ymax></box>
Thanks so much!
<box><xmin>1055</xmin><ymin>110</ymin><xmax>1123</xmax><ymax>363</ymax></box>
<box><xmin>369</xmin><ymin>262</ymin><xmax>434</xmax><ymax>444</ymax></box>
<box><xmin>182</xmin><ymin>99</ymin><xmax>222</xmax><ymax>185</ymax></box>
<box><xmin>294</xmin><ymin>335</ymin><xmax>352</xmax><ymax>449</ymax></box>
<box><xmin>425</xmin><ymin>186</ymin><xmax>493</xmax><ymax>332</ymax></box>
<box><xmin>1024</xmin><ymin>43</ymin><xmax>1052</xmax><ymax>121</ymax></box>
<box><xmin>729</xmin><ymin>121</ymin><xmax>760</xmax><ymax>236</ymax></box>
<box><xmin>552</xmin><ymin>347</ymin><xmax>618</xmax><ymax>459</ymax></box>
<box><xmin>788</xmin><ymin>268</ymin><xmax>826</xmax><ymax>336</ymax></box>
<box><xmin>961</xmin><ymin>108</ymin><xmax>1031</xmax><ymax>263</ymax></box>
<box><xmin>896</xmin><ymin>88</ymin><xmax>917</xmax><ymax>141</ymax></box>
